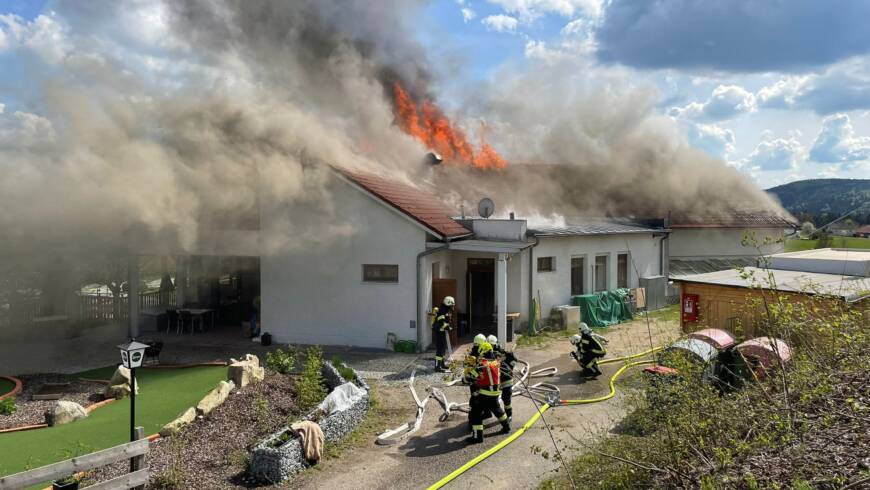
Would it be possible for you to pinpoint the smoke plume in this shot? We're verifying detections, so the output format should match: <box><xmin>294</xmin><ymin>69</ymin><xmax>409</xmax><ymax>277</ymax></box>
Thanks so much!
<box><xmin>426</xmin><ymin>61</ymin><xmax>785</xmax><ymax>221</ymax></box>
<box><xmin>0</xmin><ymin>0</ymin><xmax>429</xmax><ymax>262</ymax></box>
<box><xmin>0</xmin><ymin>0</ymin><xmax>786</xmax><ymax>263</ymax></box>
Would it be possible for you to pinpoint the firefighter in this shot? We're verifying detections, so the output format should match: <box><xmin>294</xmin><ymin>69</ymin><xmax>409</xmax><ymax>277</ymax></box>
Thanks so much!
<box><xmin>488</xmin><ymin>334</ymin><xmax>516</xmax><ymax>422</ymax></box>
<box><xmin>466</xmin><ymin>341</ymin><xmax>510</xmax><ymax>444</ymax></box>
<box><xmin>570</xmin><ymin>323</ymin><xmax>607</xmax><ymax>377</ymax></box>
<box><xmin>464</xmin><ymin>334</ymin><xmax>488</xmax><ymax>428</ymax></box>
<box><xmin>431</xmin><ymin>296</ymin><xmax>455</xmax><ymax>372</ymax></box>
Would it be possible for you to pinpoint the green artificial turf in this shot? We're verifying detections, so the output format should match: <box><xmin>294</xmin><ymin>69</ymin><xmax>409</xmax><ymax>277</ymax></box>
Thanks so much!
<box><xmin>785</xmin><ymin>236</ymin><xmax>870</xmax><ymax>252</ymax></box>
<box><xmin>0</xmin><ymin>378</ymin><xmax>15</xmax><ymax>397</ymax></box>
<box><xmin>0</xmin><ymin>366</ymin><xmax>225</xmax><ymax>478</ymax></box>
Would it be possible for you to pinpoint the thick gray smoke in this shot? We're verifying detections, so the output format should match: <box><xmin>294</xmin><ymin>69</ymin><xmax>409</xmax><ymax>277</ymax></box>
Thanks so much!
<box><xmin>0</xmin><ymin>0</ymin><xmax>785</xmax><ymax>261</ymax></box>
<box><xmin>429</xmin><ymin>61</ymin><xmax>785</xmax><ymax>222</ymax></box>
<box><xmin>0</xmin><ymin>0</ymin><xmax>428</xmax><ymax>263</ymax></box>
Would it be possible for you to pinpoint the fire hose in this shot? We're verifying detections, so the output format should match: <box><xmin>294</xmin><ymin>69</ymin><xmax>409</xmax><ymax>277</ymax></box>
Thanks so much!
<box><xmin>425</xmin><ymin>346</ymin><xmax>663</xmax><ymax>489</ymax></box>
<box><xmin>376</xmin><ymin>358</ymin><xmax>560</xmax><ymax>445</ymax></box>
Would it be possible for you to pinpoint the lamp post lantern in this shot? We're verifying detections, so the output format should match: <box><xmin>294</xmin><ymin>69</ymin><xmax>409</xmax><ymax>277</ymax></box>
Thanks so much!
<box><xmin>118</xmin><ymin>340</ymin><xmax>148</xmax><ymax>443</ymax></box>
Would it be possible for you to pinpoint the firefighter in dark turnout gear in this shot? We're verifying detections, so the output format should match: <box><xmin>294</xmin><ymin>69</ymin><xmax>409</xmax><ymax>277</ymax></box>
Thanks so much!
<box><xmin>570</xmin><ymin>323</ymin><xmax>607</xmax><ymax>377</ymax></box>
<box><xmin>466</xmin><ymin>341</ymin><xmax>510</xmax><ymax>444</ymax></box>
<box><xmin>488</xmin><ymin>334</ymin><xmax>516</xmax><ymax>422</ymax></box>
<box><xmin>431</xmin><ymin>296</ymin><xmax>455</xmax><ymax>372</ymax></box>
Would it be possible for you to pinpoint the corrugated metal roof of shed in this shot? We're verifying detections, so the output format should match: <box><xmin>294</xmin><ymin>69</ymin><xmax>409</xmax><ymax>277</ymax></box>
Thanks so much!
<box><xmin>672</xmin><ymin>266</ymin><xmax>870</xmax><ymax>302</ymax></box>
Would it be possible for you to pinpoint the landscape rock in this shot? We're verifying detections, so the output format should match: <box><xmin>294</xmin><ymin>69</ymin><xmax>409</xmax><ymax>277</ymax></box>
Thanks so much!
<box><xmin>45</xmin><ymin>400</ymin><xmax>88</xmax><ymax>426</ymax></box>
<box><xmin>228</xmin><ymin>354</ymin><xmax>265</xmax><ymax>388</ymax></box>
<box><xmin>159</xmin><ymin>407</ymin><xmax>197</xmax><ymax>437</ymax></box>
<box><xmin>103</xmin><ymin>366</ymin><xmax>138</xmax><ymax>399</ymax></box>
<box><xmin>196</xmin><ymin>380</ymin><xmax>235</xmax><ymax>416</ymax></box>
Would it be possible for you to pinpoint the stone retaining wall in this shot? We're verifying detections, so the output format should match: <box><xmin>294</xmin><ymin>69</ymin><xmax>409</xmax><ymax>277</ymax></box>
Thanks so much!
<box><xmin>249</xmin><ymin>361</ymin><xmax>370</xmax><ymax>484</ymax></box>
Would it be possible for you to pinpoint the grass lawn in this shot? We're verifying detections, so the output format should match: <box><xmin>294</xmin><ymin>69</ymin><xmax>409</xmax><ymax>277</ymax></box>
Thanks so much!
<box><xmin>785</xmin><ymin>236</ymin><xmax>870</xmax><ymax>252</ymax></box>
<box><xmin>0</xmin><ymin>365</ymin><xmax>225</xmax><ymax>478</ymax></box>
<box><xmin>0</xmin><ymin>378</ymin><xmax>15</xmax><ymax>397</ymax></box>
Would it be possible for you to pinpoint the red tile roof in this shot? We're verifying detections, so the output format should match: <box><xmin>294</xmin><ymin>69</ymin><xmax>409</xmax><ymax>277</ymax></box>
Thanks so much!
<box><xmin>670</xmin><ymin>212</ymin><xmax>796</xmax><ymax>229</ymax></box>
<box><xmin>337</xmin><ymin>168</ymin><xmax>471</xmax><ymax>239</ymax></box>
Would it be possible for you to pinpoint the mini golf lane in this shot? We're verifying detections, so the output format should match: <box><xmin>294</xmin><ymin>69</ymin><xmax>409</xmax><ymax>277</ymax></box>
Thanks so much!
<box><xmin>0</xmin><ymin>365</ymin><xmax>226</xmax><ymax>477</ymax></box>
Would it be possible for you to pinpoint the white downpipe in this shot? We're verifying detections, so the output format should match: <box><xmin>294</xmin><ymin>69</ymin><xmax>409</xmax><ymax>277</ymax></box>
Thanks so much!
<box><xmin>497</xmin><ymin>252</ymin><xmax>507</xmax><ymax>345</ymax></box>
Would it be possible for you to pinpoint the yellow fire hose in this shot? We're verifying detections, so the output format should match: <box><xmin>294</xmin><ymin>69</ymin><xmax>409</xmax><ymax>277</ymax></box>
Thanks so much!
<box><xmin>426</xmin><ymin>346</ymin><xmax>662</xmax><ymax>490</ymax></box>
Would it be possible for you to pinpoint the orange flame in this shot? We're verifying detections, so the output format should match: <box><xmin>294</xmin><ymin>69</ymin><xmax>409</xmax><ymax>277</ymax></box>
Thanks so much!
<box><xmin>392</xmin><ymin>82</ymin><xmax>506</xmax><ymax>169</ymax></box>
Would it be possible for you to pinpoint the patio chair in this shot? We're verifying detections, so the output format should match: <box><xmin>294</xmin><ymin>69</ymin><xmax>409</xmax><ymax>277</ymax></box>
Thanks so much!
<box><xmin>165</xmin><ymin>309</ymin><xmax>179</xmax><ymax>333</ymax></box>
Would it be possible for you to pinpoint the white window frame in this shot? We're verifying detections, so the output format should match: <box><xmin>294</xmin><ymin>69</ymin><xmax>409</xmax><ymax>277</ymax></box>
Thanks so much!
<box><xmin>570</xmin><ymin>254</ymin><xmax>588</xmax><ymax>296</ymax></box>
<box><xmin>362</xmin><ymin>264</ymin><xmax>399</xmax><ymax>283</ymax></box>
<box><xmin>616</xmin><ymin>251</ymin><xmax>630</xmax><ymax>289</ymax></box>
<box><xmin>537</xmin><ymin>256</ymin><xmax>556</xmax><ymax>273</ymax></box>
<box><xmin>594</xmin><ymin>253</ymin><xmax>609</xmax><ymax>292</ymax></box>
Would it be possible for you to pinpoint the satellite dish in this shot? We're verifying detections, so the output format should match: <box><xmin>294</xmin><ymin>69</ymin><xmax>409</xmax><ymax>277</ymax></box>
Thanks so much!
<box><xmin>478</xmin><ymin>198</ymin><xmax>495</xmax><ymax>219</ymax></box>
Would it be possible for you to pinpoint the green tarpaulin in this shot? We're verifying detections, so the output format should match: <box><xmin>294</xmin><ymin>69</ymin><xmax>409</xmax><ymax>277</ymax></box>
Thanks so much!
<box><xmin>570</xmin><ymin>289</ymin><xmax>633</xmax><ymax>328</ymax></box>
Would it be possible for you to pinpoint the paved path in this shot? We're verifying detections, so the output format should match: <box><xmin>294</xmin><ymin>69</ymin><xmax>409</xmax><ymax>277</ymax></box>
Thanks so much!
<box><xmin>290</xmin><ymin>317</ymin><xmax>678</xmax><ymax>489</ymax></box>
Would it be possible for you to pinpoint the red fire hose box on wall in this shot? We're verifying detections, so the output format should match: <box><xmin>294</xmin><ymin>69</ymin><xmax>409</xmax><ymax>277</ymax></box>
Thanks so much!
<box><xmin>682</xmin><ymin>293</ymin><xmax>699</xmax><ymax>322</ymax></box>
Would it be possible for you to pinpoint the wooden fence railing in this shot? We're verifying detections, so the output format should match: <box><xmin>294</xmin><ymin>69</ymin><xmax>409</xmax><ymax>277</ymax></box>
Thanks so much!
<box><xmin>2</xmin><ymin>290</ymin><xmax>177</xmax><ymax>326</ymax></box>
<box><xmin>0</xmin><ymin>427</ymin><xmax>148</xmax><ymax>490</ymax></box>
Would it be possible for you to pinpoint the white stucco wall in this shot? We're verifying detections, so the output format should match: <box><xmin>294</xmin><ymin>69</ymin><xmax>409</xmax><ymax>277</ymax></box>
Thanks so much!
<box><xmin>669</xmin><ymin>228</ymin><xmax>786</xmax><ymax>259</ymax></box>
<box><xmin>261</xmin><ymin>174</ymin><xmax>427</xmax><ymax>349</ymax></box>
<box><xmin>530</xmin><ymin>234</ymin><xmax>662</xmax><ymax>316</ymax></box>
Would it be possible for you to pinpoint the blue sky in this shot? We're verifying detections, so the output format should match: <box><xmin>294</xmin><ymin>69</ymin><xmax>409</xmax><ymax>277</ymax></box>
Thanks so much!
<box><xmin>2</xmin><ymin>0</ymin><xmax>868</xmax><ymax>189</ymax></box>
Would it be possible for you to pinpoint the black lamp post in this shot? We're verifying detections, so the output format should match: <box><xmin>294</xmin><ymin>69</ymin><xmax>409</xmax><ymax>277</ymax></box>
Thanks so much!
<box><xmin>118</xmin><ymin>340</ymin><xmax>148</xmax><ymax>442</ymax></box>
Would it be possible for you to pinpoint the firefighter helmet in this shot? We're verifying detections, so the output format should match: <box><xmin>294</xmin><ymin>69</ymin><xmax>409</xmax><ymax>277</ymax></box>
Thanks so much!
<box><xmin>570</xmin><ymin>334</ymin><xmax>583</xmax><ymax>346</ymax></box>
<box><xmin>473</xmin><ymin>333</ymin><xmax>486</xmax><ymax>345</ymax></box>
<box><xmin>487</xmin><ymin>334</ymin><xmax>498</xmax><ymax>345</ymax></box>
<box><xmin>444</xmin><ymin>296</ymin><xmax>455</xmax><ymax>307</ymax></box>
<box><xmin>579</xmin><ymin>322</ymin><xmax>591</xmax><ymax>334</ymax></box>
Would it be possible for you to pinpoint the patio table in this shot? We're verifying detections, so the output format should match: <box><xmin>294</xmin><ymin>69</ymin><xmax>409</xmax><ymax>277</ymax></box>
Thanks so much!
<box><xmin>180</xmin><ymin>308</ymin><xmax>215</xmax><ymax>331</ymax></box>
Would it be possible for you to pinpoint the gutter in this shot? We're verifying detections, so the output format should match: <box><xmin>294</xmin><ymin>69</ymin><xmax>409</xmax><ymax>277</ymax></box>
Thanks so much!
<box><xmin>526</xmin><ymin>234</ymin><xmax>540</xmax><ymax>334</ymax></box>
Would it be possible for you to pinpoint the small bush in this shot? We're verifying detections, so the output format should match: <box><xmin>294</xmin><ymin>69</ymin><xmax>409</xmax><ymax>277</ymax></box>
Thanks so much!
<box><xmin>298</xmin><ymin>346</ymin><xmax>327</xmax><ymax>411</ymax></box>
<box><xmin>331</xmin><ymin>356</ymin><xmax>357</xmax><ymax>381</ymax></box>
<box><xmin>266</xmin><ymin>347</ymin><xmax>296</xmax><ymax>374</ymax></box>
<box><xmin>0</xmin><ymin>398</ymin><xmax>16</xmax><ymax>415</ymax></box>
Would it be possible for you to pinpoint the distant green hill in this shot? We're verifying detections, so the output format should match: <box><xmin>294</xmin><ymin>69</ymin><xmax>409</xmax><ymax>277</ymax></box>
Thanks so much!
<box><xmin>767</xmin><ymin>178</ymin><xmax>870</xmax><ymax>225</ymax></box>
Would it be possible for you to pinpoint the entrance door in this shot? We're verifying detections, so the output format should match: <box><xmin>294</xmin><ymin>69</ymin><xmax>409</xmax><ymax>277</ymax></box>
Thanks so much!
<box><xmin>466</xmin><ymin>258</ymin><xmax>495</xmax><ymax>335</ymax></box>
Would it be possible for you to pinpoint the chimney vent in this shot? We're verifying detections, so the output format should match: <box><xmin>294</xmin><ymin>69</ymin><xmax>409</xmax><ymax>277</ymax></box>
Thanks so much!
<box><xmin>509</xmin><ymin>212</ymin><xmax>515</xmax><ymax>220</ymax></box>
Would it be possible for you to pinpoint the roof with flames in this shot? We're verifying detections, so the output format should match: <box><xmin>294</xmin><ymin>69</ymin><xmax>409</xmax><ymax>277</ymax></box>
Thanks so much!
<box><xmin>336</xmin><ymin>168</ymin><xmax>471</xmax><ymax>239</ymax></box>
<box><xmin>669</xmin><ymin>212</ymin><xmax>796</xmax><ymax>229</ymax></box>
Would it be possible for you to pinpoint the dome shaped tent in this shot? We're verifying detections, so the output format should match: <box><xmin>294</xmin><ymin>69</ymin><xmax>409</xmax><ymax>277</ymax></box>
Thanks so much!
<box><xmin>734</xmin><ymin>337</ymin><xmax>792</xmax><ymax>380</ymax></box>
<box><xmin>657</xmin><ymin>338</ymin><xmax>719</xmax><ymax>381</ymax></box>
<box><xmin>688</xmin><ymin>328</ymin><xmax>737</xmax><ymax>350</ymax></box>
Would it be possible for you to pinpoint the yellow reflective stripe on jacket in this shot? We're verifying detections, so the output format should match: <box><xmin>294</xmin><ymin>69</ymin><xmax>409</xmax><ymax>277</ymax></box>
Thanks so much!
<box><xmin>479</xmin><ymin>389</ymin><xmax>501</xmax><ymax>396</ymax></box>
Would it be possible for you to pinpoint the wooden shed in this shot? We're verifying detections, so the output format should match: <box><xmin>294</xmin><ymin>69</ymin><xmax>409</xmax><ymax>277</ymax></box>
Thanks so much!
<box><xmin>673</xmin><ymin>266</ymin><xmax>870</xmax><ymax>337</ymax></box>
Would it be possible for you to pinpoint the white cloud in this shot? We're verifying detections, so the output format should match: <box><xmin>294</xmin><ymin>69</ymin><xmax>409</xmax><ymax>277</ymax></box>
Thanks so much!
<box><xmin>756</xmin><ymin>76</ymin><xmax>811</xmax><ymax>109</ymax></box>
<box><xmin>482</xmin><ymin>14</ymin><xmax>519</xmax><ymax>33</ymax></box>
<box><xmin>0</xmin><ymin>103</ymin><xmax>4</xmax><ymax>114</ymax></box>
<box><xmin>809</xmin><ymin>113</ymin><xmax>870</xmax><ymax>167</ymax></box>
<box><xmin>757</xmin><ymin>58</ymin><xmax>870</xmax><ymax>115</ymax></box>
<box><xmin>461</xmin><ymin>7</ymin><xmax>477</xmax><ymax>22</ymax></box>
<box><xmin>487</xmin><ymin>0</ymin><xmax>603</xmax><ymax>21</ymax></box>
<box><xmin>742</xmin><ymin>136</ymin><xmax>804</xmax><ymax>172</ymax></box>
<box><xmin>669</xmin><ymin>84</ymin><xmax>757</xmax><ymax>121</ymax></box>
<box><xmin>524</xmin><ymin>37</ymin><xmax>593</xmax><ymax>62</ymax></box>
<box><xmin>0</xmin><ymin>13</ymin><xmax>71</xmax><ymax>63</ymax></box>
<box><xmin>0</xmin><ymin>110</ymin><xmax>56</xmax><ymax>148</ymax></box>
<box><xmin>561</xmin><ymin>18</ymin><xmax>585</xmax><ymax>35</ymax></box>
<box><xmin>687</xmin><ymin>123</ymin><xmax>735</xmax><ymax>158</ymax></box>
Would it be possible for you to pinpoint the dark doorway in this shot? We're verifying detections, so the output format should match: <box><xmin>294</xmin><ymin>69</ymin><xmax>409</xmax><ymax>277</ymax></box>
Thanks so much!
<box><xmin>466</xmin><ymin>258</ymin><xmax>495</xmax><ymax>336</ymax></box>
